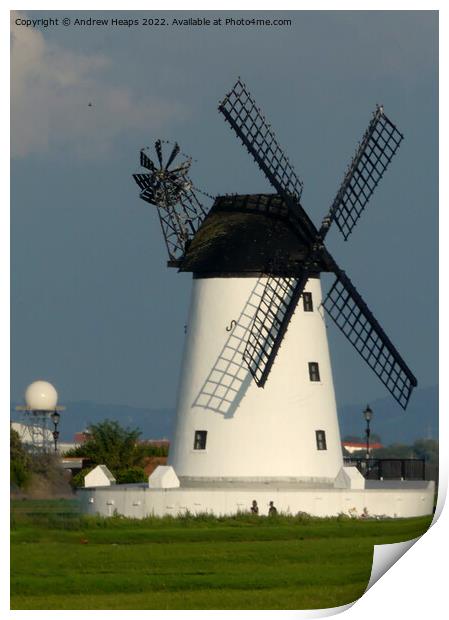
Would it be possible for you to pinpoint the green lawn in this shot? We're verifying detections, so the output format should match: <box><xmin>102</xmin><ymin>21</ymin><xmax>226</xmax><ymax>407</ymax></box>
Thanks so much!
<box><xmin>10</xmin><ymin>499</ymin><xmax>432</xmax><ymax>610</ymax></box>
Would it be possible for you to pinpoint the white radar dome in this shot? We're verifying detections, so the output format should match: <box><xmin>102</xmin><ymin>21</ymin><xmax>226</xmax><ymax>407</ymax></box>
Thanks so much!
<box><xmin>24</xmin><ymin>380</ymin><xmax>58</xmax><ymax>411</ymax></box>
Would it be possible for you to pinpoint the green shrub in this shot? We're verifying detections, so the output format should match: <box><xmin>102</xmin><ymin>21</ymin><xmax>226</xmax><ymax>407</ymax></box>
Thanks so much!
<box><xmin>116</xmin><ymin>467</ymin><xmax>146</xmax><ymax>484</ymax></box>
<box><xmin>140</xmin><ymin>443</ymin><xmax>169</xmax><ymax>457</ymax></box>
<box><xmin>70</xmin><ymin>466</ymin><xmax>95</xmax><ymax>489</ymax></box>
<box><xmin>11</xmin><ymin>459</ymin><xmax>31</xmax><ymax>488</ymax></box>
<box><xmin>10</xmin><ymin>429</ymin><xmax>31</xmax><ymax>488</ymax></box>
<box><xmin>64</xmin><ymin>419</ymin><xmax>146</xmax><ymax>471</ymax></box>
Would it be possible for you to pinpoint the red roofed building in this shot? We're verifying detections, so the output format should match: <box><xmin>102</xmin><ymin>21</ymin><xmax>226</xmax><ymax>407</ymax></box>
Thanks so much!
<box><xmin>342</xmin><ymin>441</ymin><xmax>383</xmax><ymax>454</ymax></box>
<box><xmin>74</xmin><ymin>431</ymin><xmax>91</xmax><ymax>445</ymax></box>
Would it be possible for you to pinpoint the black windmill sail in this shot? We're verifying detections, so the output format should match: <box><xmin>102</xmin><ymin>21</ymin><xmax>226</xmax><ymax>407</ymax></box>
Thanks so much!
<box><xmin>219</xmin><ymin>78</ymin><xmax>416</xmax><ymax>409</ymax></box>
<box><xmin>133</xmin><ymin>140</ymin><xmax>207</xmax><ymax>261</ymax></box>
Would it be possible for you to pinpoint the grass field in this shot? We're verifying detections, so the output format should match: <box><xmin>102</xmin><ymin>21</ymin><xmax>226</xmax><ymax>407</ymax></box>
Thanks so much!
<box><xmin>10</xmin><ymin>499</ymin><xmax>432</xmax><ymax>610</ymax></box>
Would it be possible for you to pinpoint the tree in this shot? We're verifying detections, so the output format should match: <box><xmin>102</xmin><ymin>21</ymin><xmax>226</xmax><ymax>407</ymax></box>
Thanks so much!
<box><xmin>65</xmin><ymin>419</ymin><xmax>145</xmax><ymax>475</ymax></box>
<box><xmin>412</xmin><ymin>439</ymin><xmax>438</xmax><ymax>464</ymax></box>
<box><xmin>10</xmin><ymin>428</ymin><xmax>31</xmax><ymax>488</ymax></box>
<box><xmin>370</xmin><ymin>443</ymin><xmax>415</xmax><ymax>459</ymax></box>
<box><xmin>70</xmin><ymin>466</ymin><xmax>95</xmax><ymax>489</ymax></box>
<box><xmin>11</xmin><ymin>428</ymin><xmax>71</xmax><ymax>494</ymax></box>
<box><xmin>344</xmin><ymin>439</ymin><xmax>439</xmax><ymax>464</ymax></box>
<box><xmin>116</xmin><ymin>467</ymin><xmax>147</xmax><ymax>484</ymax></box>
<box><xmin>140</xmin><ymin>442</ymin><xmax>169</xmax><ymax>458</ymax></box>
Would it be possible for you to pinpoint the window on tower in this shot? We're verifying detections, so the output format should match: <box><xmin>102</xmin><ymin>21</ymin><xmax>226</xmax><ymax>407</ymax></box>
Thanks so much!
<box><xmin>316</xmin><ymin>430</ymin><xmax>327</xmax><ymax>450</ymax></box>
<box><xmin>308</xmin><ymin>362</ymin><xmax>321</xmax><ymax>382</ymax></box>
<box><xmin>303</xmin><ymin>292</ymin><xmax>313</xmax><ymax>312</ymax></box>
<box><xmin>193</xmin><ymin>430</ymin><xmax>207</xmax><ymax>450</ymax></box>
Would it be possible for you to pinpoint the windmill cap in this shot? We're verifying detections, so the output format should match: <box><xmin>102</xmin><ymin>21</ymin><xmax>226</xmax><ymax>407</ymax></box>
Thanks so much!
<box><xmin>24</xmin><ymin>380</ymin><xmax>58</xmax><ymax>411</ymax></box>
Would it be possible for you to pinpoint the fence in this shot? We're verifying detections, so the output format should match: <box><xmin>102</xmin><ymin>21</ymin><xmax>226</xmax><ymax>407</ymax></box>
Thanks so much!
<box><xmin>343</xmin><ymin>457</ymin><xmax>430</xmax><ymax>480</ymax></box>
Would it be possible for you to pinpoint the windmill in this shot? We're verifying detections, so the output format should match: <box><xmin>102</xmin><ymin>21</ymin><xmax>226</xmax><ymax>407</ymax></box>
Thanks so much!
<box><xmin>133</xmin><ymin>139</ymin><xmax>207</xmax><ymax>262</ymax></box>
<box><xmin>132</xmin><ymin>79</ymin><xmax>417</xmax><ymax>485</ymax></box>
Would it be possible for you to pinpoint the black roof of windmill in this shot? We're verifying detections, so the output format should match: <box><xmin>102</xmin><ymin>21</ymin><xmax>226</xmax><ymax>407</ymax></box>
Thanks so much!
<box><xmin>132</xmin><ymin>78</ymin><xmax>417</xmax><ymax>410</ymax></box>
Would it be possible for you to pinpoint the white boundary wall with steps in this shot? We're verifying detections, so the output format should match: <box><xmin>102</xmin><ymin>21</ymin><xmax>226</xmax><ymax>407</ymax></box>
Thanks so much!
<box><xmin>77</xmin><ymin>481</ymin><xmax>435</xmax><ymax>519</ymax></box>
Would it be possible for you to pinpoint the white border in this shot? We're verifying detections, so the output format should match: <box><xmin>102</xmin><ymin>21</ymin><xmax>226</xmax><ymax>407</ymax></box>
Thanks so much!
<box><xmin>4</xmin><ymin>2</ymin><xmax>445</xmax><ymax>619</ymax></box>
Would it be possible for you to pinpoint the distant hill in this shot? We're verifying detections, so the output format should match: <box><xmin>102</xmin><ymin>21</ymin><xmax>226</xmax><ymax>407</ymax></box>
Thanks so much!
<box><xmin>338</xmin><ymin>385</ymin><xmax>438</xmax><ymax>445</ymax></box>
<box><xmin>11</xmin><ymin>385</ymin><xmax>438</xmax><ymax>445</ymax></box>
<box><xmin>10</xmin><ymin>401</ymin><xmax>175</xmax><ymax>443</ymax></box>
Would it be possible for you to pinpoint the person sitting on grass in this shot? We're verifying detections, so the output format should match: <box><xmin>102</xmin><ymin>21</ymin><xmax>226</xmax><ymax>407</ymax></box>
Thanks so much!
<box><xmin>251</xmin><ymin>500</ymin><xmax>259</xmax><ymax>515</ymax></box>
<box><xmin>268</xmin><ymin>501</ymin><xmax>278</xmax><ymax>516</ymax></box>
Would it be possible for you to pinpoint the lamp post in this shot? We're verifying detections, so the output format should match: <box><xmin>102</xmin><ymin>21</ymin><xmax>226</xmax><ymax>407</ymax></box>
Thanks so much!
<box><xmin>51</xmin><ymin>411</ymin><xmax>60</xmax><ymax>453</ymax></box>
<box><xmin>363</xmin><ymin>405</ymin><xmax>373</xmax><ymax>474</ymax></box>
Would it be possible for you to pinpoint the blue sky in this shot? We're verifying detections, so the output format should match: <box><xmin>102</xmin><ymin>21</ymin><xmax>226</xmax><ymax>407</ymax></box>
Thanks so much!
<box><xmin>10</xmin><ymin>10</ymin><xmax>438</xmax><ymax>409</ymax></box>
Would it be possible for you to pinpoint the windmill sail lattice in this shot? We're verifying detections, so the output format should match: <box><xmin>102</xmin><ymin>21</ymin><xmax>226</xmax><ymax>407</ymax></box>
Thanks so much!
<box><xmin>218</xmin><ymin>78</ymin><xmax>416</xmax><ymax>409</ymax></box>
<box><xmin>243</xmin><ymin>274</ymin><xmax>307</xmax><ymax>387</ymax></box>
<box><xmin>322</xmin><ymin>271</ymin><xmax>417</xmax><ymax>409</ymax></box>
<box><xmin>323</xmin><ymin>107</ymin><xmax>404</xmax><ymax>241</ymax></box>
<box><xmin>219</xmin><ymin>79</ymin><xmax>304</xmax><ymax>201</ymax></box>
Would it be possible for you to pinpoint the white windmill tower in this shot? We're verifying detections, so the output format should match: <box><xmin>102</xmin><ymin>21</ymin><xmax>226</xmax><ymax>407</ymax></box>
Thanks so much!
<box><xmin>15</xmin><ymin>380</ymin><xmax>64</xmax><ymax>452</ymax></box>
<box><xmin>133</xmin><ymin>79</ymin><xmax>417</xmax><ymax>490</ymax></box>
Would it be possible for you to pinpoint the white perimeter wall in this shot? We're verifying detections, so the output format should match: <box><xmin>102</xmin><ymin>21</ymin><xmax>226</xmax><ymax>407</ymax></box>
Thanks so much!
<box><xmin>78</xmin><ymin>483</ymin><xmax>435</xmax><ymax>519</ymax></box>
<box><xmin>169</xmin><ymin>276</ymin><xmax>343</xmax><ymax>481</ymax></box>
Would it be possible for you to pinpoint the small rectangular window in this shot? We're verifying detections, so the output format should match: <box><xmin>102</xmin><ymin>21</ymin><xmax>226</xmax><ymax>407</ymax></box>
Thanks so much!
<box><xmin>308</xmin><ymin>362</ymin><xmax>320</xmax><ymax>382</ymax></box>
<box><xmin>316</xmin><ymin>430</ymin><xmax>327</xmax><ymax>450</ymax></box>
<box><xmin>194</xmin><ymin>430</ymin><xmax>207</xmax><ymax>450</ymax></box>
<box><xmin>303</xmin><ymin>292</ymin><xmax>313</xmax><ymax>312</ymax></box>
